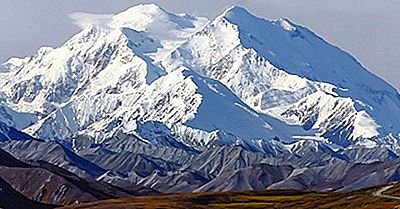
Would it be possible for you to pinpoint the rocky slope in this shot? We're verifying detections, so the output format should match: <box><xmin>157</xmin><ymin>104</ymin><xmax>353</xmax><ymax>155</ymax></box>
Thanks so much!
<box><xmin>2</xmin><ymin>136</ymin><xmax>400</xmax><ymax>194</ymax></box>
<box><xmin>0</xmin><ymin>177</ymin><xmax>54</xmax><ymax>209</ymax></box>
<box><xmin>0</xmin><ymin>148</ymin><xmax>156</xmax><ymax>206</ymax></box>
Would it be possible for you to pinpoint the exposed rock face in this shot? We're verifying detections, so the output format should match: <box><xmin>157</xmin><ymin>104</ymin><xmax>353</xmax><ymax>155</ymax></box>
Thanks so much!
<box><xmin>0</xmin><ymin>148</ymin><xmax>156</xmax><ymax>206</ymax></box>
<box><xmin>2</xmin><ymin>136</ymin><xmax>400</xmax><ymax>195</ymax></box>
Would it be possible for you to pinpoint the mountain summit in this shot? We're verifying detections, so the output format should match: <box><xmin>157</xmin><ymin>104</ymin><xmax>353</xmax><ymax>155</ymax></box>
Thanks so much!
<box><xmin>1</xmin><ymin>4</ymin><xmax>400</xmax><ymax>161</ymax></box>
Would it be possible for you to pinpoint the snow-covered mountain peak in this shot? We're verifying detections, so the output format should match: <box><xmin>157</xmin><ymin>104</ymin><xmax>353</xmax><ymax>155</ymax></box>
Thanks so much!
<box><xmin>163</xmin><ymin>5</ymin><xmax>400</xmax><ymax>148</ymax></box>
<box><xmin>112</xmin><ymin>3</ymin><xmax>176</xmax><ymax>30</ymax></box>
<box><xmin>2</xmin><ymin>4</ymin><xmax>400</xmax><ymax>154</ymax></box>
<box><xmin>218</xmin><ymin>8</ymin><xmax>397</xmax><ymax>95</ymax></box>
<box><xmin>111</xmin><ymin>4</ymin><xmax>208</xmax><ymax>53</ymax></box>
<box><xmin>63</xmin><ymin>4</ymin><xmax>209</xmax><ymax>64</ymax></box>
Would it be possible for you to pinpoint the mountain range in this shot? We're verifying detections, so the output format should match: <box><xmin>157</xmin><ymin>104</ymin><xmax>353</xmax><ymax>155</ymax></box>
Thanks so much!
<box><xmin>1</xmin><ymin>3</ymin><xmax>400</xmax><ymax>207</ymax></box>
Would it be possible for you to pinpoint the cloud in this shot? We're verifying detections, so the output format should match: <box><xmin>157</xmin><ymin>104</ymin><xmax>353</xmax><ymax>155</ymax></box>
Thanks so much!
<box><xmin>68</xmin><ymin>12</ymin><xmax>113</xmax><ymax>29</ymax></box>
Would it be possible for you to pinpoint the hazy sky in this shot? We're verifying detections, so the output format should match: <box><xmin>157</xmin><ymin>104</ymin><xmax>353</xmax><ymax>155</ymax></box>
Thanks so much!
<box><xmin>1</xmin><ymin>0</ymin><xmax>399</xmax><ymax>89</ymax></box>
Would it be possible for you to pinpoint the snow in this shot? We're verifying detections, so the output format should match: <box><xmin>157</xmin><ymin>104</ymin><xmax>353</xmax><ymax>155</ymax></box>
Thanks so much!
<box><xmin>1</xmin><ymin>3</ymin><xmax>400</xmax><ymax>154</ymax></box>
<box><xmin>182</xmin><ymin>69</ymin><xmax>275</xmax><ymax>140</ymax></box>
<box><xmin>111</xmin><ymin>3</ymin><xmax>209</xmax><ymax>60</ymax></box>
<box><xmin>274</xmin><ymin>18</ymin><xmax>297</xmax><ymax>32</ymax></box>
<box><xmin>352</xmin><ymin>111</ymin><xmax>380</xmax><ymax>139</ymax></box>
<box><xmin>163</xmin><ymin>5</ymin><xmax>400</xmax><ymax>148</ymax></box>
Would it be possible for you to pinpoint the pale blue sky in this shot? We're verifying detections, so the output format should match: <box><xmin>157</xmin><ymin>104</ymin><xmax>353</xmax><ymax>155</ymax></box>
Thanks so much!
<box><xmin>1</xmin><ymin>0</ymin><xmax>399</xmax><ymax>88</ymax></box>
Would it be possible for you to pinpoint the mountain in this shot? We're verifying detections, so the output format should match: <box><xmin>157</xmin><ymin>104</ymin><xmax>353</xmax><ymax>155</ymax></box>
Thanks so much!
<box><xmin>1</xmin><ymin>134</ymin><xmax>399</xmax><ymax>195</ymax></box>
<box><xmin>1</xmin><ymin>3</ymin><xmax>400</xmax><ymax>201</ymax></box>
<box><xmin>163</xmin><ymin>6</ymin><xmax>400</xmax><ymax>148</ymax></box>
<box><xmin>2</xmin><ymin>4</ymin><xmax>400</xmax><ymax>153</ymax></box>
<box><xmin>0</xmin><ymin>148</ymin><xmax>156</xmax><ymax>206</ymax></box>
<box><xmin>0</xmin><ymin>177</ymin><xmax>54</xmax><ymax>209</ymax></box>
<box><xmin>0</xmin><ymin>122</ymin><xmax>36</xmax><ymax>142</ymax></box>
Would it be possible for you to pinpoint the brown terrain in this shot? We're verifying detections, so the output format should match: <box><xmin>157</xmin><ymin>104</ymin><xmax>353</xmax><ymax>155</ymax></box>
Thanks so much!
<box><xmin>59</xmin><ymin>185</ymin><xmax>400</xmax><ymax>209</ymax></box>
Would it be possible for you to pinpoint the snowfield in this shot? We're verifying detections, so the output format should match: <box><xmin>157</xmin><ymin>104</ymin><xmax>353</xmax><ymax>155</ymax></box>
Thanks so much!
<box><xmin>1</xmin><ymin>3</ymin><xmax>400</xmax><ymax>156</ymax></box>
